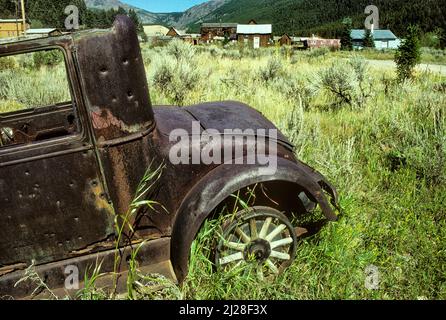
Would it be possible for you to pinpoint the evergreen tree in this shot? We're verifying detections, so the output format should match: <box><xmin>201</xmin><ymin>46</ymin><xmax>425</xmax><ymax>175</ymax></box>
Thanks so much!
<box><xmin>340</xmin><ymin>18</ymin><xmax>353</xmax><ymax>51</ymax></box>
<box><xmin>439</xmin><ymin>28</ymin><xmax>446</xmax><ymax>49</ymax></box>
<box><xmin>363</xmin><ymin>29</ymin><xmax>375</xmax><ymax>48</ymax></box>
<box><xmin>395</xmin><ymin>25</ymin><xmax>421</xmax><ymax>81</ymax></box>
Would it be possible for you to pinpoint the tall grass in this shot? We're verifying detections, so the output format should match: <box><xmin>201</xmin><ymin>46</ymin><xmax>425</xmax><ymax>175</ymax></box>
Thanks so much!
<box><xmin>144</xmin><ymin>43</ymin><xmax>445</xmax><ymax>299</ymax></box>
<box><xmin>2</xmin><ymin>42</ymin><xmax>445</xmax><ymax>299</ymax></box>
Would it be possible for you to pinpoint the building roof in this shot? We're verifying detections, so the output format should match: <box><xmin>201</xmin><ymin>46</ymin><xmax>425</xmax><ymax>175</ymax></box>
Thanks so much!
<box><xmin>202</xmin><ymin>23</ymin><xmax>238</xmax><ymax>28</ymax></box>
<box><xmin>143</xmin><ymin>25</ymin><xmax>169</xmax><ymax>36</ymax></box>
<box><xmin>0</xmin><ymin>19</ymin><xmax>25</xmax><ymax>22</ymax></box>
<box><xmin>236</xmin><ymin>24</ymin><xmax>272</xmax><ymax>35</ymax></box>
<box><xmin>27</xmin><ymin>28</ymin><xmax>57</xmax><ymax>34</ymax></box>
<box><xmin>169</xmin><ymin>27</ymin><xmax>187</xmax><ymax>36</ymax></box>
<box><xmin>351</xmin><ymin>29</ymin><xmax>398</xmax><ymax>40</ymax></box>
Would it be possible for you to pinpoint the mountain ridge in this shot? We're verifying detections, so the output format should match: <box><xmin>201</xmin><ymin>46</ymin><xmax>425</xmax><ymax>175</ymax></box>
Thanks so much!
<box><xmin>84</xmin><ymin>0</ymin><xmax>230</xmax><ymax>28</ymax></box>
<box><xmin>85</xmin><ymin>0</ymin><xmax>445</xmax><ymax>36</ymax></box>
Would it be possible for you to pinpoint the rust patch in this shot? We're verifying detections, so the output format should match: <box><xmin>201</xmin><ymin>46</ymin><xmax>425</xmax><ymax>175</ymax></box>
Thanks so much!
<box><xmin>91</xmin><ymin>108</ymin><xmax>149</xmax><ymax>134</ymax></box>
<box><xmin>107</xmin><ymin>147</ymin><xmax>132</xmax><ymax>216</ymax></box>
<box><xmin>85</xmin><ymin>179</ymin><xmax>115</xmax><ymax>214</ymax></box>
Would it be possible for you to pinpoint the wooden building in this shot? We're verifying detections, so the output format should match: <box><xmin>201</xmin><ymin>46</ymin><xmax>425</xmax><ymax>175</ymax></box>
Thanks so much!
<box><xmin>278</xmin><ymin>34</ymin><xmax>292</xmax><ymax>46</ymax></box>
<box><xmin>166</xmin><ymin>27</ymin><xmax>200</xmax><ymax>45</ymax></box>
<box><xmin>301</xmin><ymin>37</ymin><xmax>341</xmax><ymax>50</ymax></box>
<box><xmin>0</xmin><ymin>19</ymin><xmax>28</xmax><ymax>38</ymax></box>
<box><xmin>166</xmin><ymin>27</ymin><xmax>186</xmax><ymax>38</ymax></box>
<box><xmin>200</xmin><ymin>23</ymin><xmax>237</xmax><ymax>42</ymax></box>
<box><xmin>236</xmin><ymin>24</ymin><xmax>272</xmax><ymax>48</ymax></box>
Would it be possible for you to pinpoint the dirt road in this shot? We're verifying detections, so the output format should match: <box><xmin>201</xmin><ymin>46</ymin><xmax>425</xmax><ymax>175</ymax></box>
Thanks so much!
<box><xmin>366</xmin><ymin>59</ymin><xmax>446</xmax><ymax>75</ymax></box>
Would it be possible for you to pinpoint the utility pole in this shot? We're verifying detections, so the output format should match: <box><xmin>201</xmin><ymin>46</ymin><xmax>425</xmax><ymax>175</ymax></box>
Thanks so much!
<box><xmin>20</xmin><ymin>0</ymin><xmax>26</xmax><ymax>36</ymax></box>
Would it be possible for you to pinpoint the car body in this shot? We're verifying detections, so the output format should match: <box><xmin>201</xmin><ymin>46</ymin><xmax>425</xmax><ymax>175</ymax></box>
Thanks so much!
<box><xmin>0</xmin><ymin>16</ymin><xmax>338</xmax><ymax>298</ymax></box>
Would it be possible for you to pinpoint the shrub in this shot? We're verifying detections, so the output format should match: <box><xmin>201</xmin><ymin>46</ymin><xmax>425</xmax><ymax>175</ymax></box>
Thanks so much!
<box><xmin>258</xmin><ymin>57</ymin><xmax>282</xmax><ymax>82</ymax></box>
<box><xmin>0</xmin><ymin>56</ymin><xmax>17</xmax><ymax>70</ymax></box>
<box><xmin>151</xmin><ymin>53</ymin><xmax>201</xmax><ymax>106</ymax></box>
<box><xmin>33</xmin><ymin>50</ymin><xmax>64</xmax><ymax>68</ymax></box>
<box><xmin>395</xmin><ymin>25</ymin><xmax>421</xmax><ymax>82</ymax></box>
<box><xmin>166</xmin><ymin>39</ymin><xmax>196</xmax><ymax>62</ymax></box>
<box><xmin>316</xmin><ymin>61</ymin><xmax>358</xmax><ymax>106</ymax></box>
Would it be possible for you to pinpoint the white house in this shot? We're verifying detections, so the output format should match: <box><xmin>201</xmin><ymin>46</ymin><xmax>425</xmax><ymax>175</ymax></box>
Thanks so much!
<box><xmin>351</xmin><ymin>29</ymin><xmax>401</xmax><ymax>50</ymax></box>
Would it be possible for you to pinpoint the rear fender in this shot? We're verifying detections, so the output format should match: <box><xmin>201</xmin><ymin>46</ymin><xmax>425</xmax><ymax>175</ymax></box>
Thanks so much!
<box><xmin>171</xmin><ymin>157</ymin><xmax>338</xmax><ymax>282</ymax></box>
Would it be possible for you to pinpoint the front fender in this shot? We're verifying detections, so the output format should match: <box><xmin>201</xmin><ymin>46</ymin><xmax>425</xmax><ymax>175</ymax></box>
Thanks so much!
<box><xmin>170</xmin><ymin>157</ymin><xmax>338</xmax><ymax>282</ymax></box>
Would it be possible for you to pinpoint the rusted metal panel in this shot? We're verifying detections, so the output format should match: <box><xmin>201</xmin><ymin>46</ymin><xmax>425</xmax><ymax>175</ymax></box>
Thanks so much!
<box><xmin>0</xmin><ymin>149</ymin><xmax>115</xmax><ymax>267</ymax></box>
<box><xmin>73</xmin><ymin>16</ymin><xmax>154</xmax><ymax>142</ymax></box>
<box><xmin>0</xmin><ymin>237</ymin><xmax>171</xmax><ymax>298</ymax></box>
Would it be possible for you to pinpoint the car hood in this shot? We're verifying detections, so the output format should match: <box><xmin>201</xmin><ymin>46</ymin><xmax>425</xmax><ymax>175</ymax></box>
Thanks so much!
<box><xmin>184</xmin><ymin>101</ymin><xmax>292</xmax><ymax>146</ymax></box>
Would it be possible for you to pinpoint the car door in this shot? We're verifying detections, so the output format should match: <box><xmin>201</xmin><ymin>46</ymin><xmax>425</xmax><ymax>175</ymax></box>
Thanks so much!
<box><xmin>0</xmin><ymin>47</ymin><xmax>115</xmax><ymax>269</ymax></box>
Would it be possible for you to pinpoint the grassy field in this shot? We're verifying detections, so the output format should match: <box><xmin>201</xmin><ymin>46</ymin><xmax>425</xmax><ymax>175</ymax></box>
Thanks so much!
<box><xmin>1</xmin><ymin>42</ymin><xmax>445</xmax><ymax>300</ymax></box>
<box><xmin>143</xmin><ymin>42</ymin><xmax>446</xmax><ymax>300</ymax></box>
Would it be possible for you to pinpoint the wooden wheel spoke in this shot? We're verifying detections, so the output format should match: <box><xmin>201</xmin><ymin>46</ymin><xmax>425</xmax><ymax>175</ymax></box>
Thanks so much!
<box><xmin>265</xmin><ymin>224</ymin><xmax>286</xmax><ymax>242</ymax></box>
<box><xmin>270</xmin><ymin>250</ymin><xmax>291</xmax><ymax>260</ymax></box>
<box><xmin>219</xmin><ymin>252</ymin><xmax>244</xmax><ymax>265</ymax></box>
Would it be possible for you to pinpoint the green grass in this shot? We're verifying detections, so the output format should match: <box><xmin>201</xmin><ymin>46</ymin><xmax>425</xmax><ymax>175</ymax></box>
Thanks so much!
<box><xmin>144</xmin><ymin>42</ymin><xmax>446</xmax><ymax>300</ymax></box>
<box><xmin>2</xmin><ymin>42</ymin><xmax>445</xmax><ymax>300</ymax></box>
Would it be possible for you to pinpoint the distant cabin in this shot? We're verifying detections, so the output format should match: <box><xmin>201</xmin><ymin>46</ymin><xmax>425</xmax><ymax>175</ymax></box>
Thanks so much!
<box><xmin>278</xmin><ymin>34</ymin><xmax>292</xmax><ymax>46</ymax></box>
<box><xmin>236</xmin><ymin>24</ymin><xmax>272</xmax><ymax>48</ymax></box>
<box><xmin>166</xmin><ymin>27</ymin><xmax>200</xmax><ymax>45</ymax></box>
<box><xmin>166</xmin><ymin>27</ymin><xmax>186</xmax><ymax>38</ymax></box>
<box><xmin>351</xmin><ymin>29</ymin><xmax>401</xmax><ymax>50</ymax></box>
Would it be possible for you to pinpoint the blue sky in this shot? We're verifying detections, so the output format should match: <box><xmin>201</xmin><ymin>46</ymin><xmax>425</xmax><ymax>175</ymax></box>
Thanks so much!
<box><xmin>123</xmin><ymin>0</ymin><xmax>208</xmax><ymax>13</ymax></box>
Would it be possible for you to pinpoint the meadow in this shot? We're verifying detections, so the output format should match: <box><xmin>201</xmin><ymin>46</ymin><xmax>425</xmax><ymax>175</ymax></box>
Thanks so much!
<box><xmin>0</xmin><ymin>41</ymin><xmax>445</xmax><ymax>299</ymax></box>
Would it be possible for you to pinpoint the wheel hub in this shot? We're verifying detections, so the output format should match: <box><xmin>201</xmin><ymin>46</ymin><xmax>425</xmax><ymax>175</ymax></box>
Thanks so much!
<box><xmin>245</xmin><ymin>239</ymin><xmax>271</xmax><ymax>262</ymax></box>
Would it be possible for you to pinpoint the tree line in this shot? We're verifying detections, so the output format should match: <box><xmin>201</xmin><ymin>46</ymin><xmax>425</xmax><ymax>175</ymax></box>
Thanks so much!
<box><xmin>0</xmin><ymin>0</ymin><xmax>145</xmax><ymax>38</ymax></box>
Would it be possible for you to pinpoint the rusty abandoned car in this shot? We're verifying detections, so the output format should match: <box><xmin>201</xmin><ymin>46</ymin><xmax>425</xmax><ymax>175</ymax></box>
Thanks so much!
<box><xmin>0</xmin><ymin>16</ymin><xmax>338</xmax><ymax>298</ymax></box>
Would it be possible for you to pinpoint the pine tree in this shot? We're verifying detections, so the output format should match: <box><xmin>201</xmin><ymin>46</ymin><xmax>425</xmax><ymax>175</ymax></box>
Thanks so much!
<box><xmin>363</xmin><ymin>29</ymin><xmax>375</xmax><ymax>48</ymax></box>
<box><xmin>439</xmin><ymin>28</ymin><xmax>446</xmax><ymax>49</ymax></box>
<box><xmin>395</xmin><ymin>25</ymin><xmax>421</xmax><ymax>81</ymax></box>
<box><xmin>340</xmin><ymin>17</ymin><xmax>353</xmax><ymax>51</ymax></box>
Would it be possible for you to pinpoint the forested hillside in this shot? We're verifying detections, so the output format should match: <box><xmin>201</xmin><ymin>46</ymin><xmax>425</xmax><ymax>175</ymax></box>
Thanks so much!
<box><xmin>189</xmin><ymin>0</ymin><xmax>445</xmax><ymax>37</ymax></box>
<box><xmin>0</xmin><ymin>0</ymin><xmax>144</xmax><ymax>34</ymax></box>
